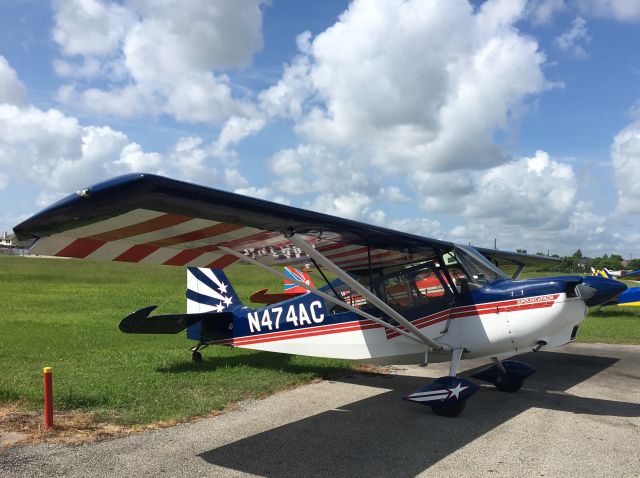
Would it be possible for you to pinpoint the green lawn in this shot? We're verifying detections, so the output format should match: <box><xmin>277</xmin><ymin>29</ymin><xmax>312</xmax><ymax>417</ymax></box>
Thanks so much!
<box><xmin>0</xmin><ymin>255</ymin><xmax>351</xmax><ymax>425</ymax></box>
<box><xmin>0</xmin><ymin>256</ymin><xmax>638</xmax><ymax>426</ymax></box>
<box><xmin>580</xmin><ymin>305</ymin><xmax>640</xmax><ymax>344</ymax></box>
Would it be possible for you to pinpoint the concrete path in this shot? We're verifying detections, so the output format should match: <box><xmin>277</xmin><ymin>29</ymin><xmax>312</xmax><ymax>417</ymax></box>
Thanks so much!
<box><xmin>1</xmin><ymin>343</ymin><xmax>639</xmax><ymax>477</ymax></box>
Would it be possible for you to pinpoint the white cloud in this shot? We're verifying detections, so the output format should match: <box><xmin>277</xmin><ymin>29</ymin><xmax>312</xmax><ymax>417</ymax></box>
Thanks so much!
<box><xmin>388</xmin><ymin>218</ymin><xmax>445</xmax><ymax>239</ymax></box>
<box><xmin>555</xmin><ymin>17</ymin><xmax>591</xmax><ymax>59</ymax></box>
<box><xmin>52</xmin><ymin>0</ymin><xmax>136</xmax><ymax>56</ymax></box>
<box><xmin>0</xmin><ymin>102</ymin><xmax>249</xmax><ymax>207</ymax></box>
<box><xmin>0</xmin><ymin>56</ymin><xmax>27</xmax><ymax>105</ymax></box>
<box><xmin>213</xmin><ymin>116</ymin><xmax>266</xmax><ymax>157</ymax></box>
<box><xmin>384</xmin><ymin>186</ymin><xmax>410</xmax><ymax>204</ymax></box>
<box><xmin>465</xmin><ymin>150</ymin><xmax>576</xmax><ymax>229</ymax></box>
<box><xmin>447</xmin><ymin>200</ymin><xmax>613</xmax><ymax>256</ymax></box>
<box><xmin>525</xmin><ymin>1</ymin><xmax>640</xmax><ymax>24</ymax></box>
<box><xmin>410</xmin><ymin>150</ymin><xmax>578</xmax><ymax>232</ymax></box>
<box><xmin>271</xmin><ymin>0</ymin><xmax>551</xmax><ymax>174</ymax></box>
<box><xmin>234</xmin><ymin>186</ymin><xmax>270</xmax><ymax>199</ymax></box>
<box><xmin>611</xmin><ymin>120</ymin><xmax>640</xmax><ymax>214</ymax></box>
<box><xmin>527</xmin><ymin>0</ymin><xmax>567</xmax><ymax>24</ymax></box>
<box><xmin>308</xmin><ymin>192</ymin><xmax>375</xmax><ymax>220</ymax></box>
<box><xmin>268</xmin><ymin>144</ymin><xmax>380</xmax><ymax>199</ymax></box>
<box><xmin>52</xmin><ymin>0</ymin><xmax>267</xmax><ymax>123</ymax></box>
<box><xmin>576</xmin><ymin>0</ymin><xmax>640</xmax><ymax>22</ymax></box>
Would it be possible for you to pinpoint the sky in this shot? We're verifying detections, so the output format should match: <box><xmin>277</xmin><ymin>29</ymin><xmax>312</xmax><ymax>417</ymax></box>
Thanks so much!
<box><xmin>1</xmin><ymin>0</ymin><xmax>639</xmax><ymax>257</ymax></box>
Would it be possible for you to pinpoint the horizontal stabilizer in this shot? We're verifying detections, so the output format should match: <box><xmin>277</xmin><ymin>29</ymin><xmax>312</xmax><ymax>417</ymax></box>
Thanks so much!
<box><xmin>119</xmin><ymin>306</ymin><xmax>233</xmax><ymax>339</ymax></box>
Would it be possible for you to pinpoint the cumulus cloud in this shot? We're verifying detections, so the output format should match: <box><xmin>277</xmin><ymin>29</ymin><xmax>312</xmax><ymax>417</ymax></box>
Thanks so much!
<box><xmin>52</xmin><ymin>0</ymin><xmax>266</xmax><ymax>123</ymax></box>
<box><xmin>0</xmin><ymin>56</ymin><xmax>27</xmax><ymax>105</ymax></box>
<box><xmin>465</xmin><ymin>150</ymin><xmax>576</xmax><ymax>228</ymax></box>
<box><xmin>52</xmin><ymin>0</ymin><xmax>136</xmax><ymax>56</ymax></box>
<box><xmin>555</xmin><ymin>17</ymin><xmax>591</xmax><ymax>59</ymax></box>
<box><xmin>266</xmin><ymin>0</ymin><xmax>551</xmax><ymax>174</ymax></box>
<box><xmin>0</xmin><ymin>102</ymin><xmax>249</xmax><ymax>208</ymax></box>
<box><xmin>411</xmin><ymin>150</ymin><xmax>578</xmax><ymax>233</ymax></box>
<box><xmin>611</xmin><ymin>120</ymin><xmax>640</xmax><ymax>214</ymax></box>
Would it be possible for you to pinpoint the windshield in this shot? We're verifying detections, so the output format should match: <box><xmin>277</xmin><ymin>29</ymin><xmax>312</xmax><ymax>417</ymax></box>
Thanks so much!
<box><xmin>453</xmin><ymin>245</ymin><xmax>508</xmax><ymax>288</ymax></box>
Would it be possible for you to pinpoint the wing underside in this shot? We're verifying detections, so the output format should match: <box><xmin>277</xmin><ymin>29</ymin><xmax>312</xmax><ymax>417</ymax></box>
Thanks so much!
<box><xmin>14</xmin><ymin>174</ymin><xmax>454</xmax><ymax>272</ymax></box>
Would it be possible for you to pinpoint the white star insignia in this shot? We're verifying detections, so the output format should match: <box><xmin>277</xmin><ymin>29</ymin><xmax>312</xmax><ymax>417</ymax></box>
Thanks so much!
<box><xmin>223</xmin><ymin>296</ymin><xmax>232</xmax><ymax>306</ymax></box>
<box><xmin>218</xmin><ymin>283</ymin><xmax>228</xmax><ymax>294</ymax></box>
<box><xmin>449</xmin><ymin>382</ymin><xmax>468</xmax><ymax>399</ymax></box>
<box><xmin>214</xmin><ymin>303</ymin><xmax>225</xmax><ymax>313</ymax></box>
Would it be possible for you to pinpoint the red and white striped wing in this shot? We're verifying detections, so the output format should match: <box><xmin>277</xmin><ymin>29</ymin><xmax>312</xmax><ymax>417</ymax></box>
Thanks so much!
<box><xmin>16</xmin><ymin>174</ymin><xmax>453</xmax><ymax>271</ymax></box>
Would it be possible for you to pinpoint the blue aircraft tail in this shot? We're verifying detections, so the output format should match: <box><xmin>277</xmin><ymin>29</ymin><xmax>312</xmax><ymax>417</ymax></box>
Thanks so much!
<box><xmin>186</xmin><ymin>267</ymin><xmax>245</xmax><ymax>341</ymax></box>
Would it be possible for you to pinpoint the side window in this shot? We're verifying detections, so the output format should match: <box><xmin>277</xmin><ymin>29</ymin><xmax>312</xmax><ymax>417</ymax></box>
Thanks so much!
<box><xmin>327</xmin><ymin>283</ymin><xmax>369</xmax><ymax>314</ymax></box>
<box><xmin>383</xmin><ymin>265</ymin><xmax>449</xmax><ymax>311</ymax></box>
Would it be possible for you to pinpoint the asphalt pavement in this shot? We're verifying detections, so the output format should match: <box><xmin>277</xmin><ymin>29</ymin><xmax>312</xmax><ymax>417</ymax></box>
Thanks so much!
<box><xmin>1</xmin><ymin>343</ymin><xmax>639</xmax><ymax>477</ymax></box>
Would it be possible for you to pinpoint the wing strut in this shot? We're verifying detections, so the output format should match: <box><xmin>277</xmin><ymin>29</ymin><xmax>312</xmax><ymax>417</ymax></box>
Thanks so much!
<box><xmin>218</xmin><ymin>246</ymin><xmax>425</xmax><ymax>345</ymax></box>
<box><xmin>287</xmin><ymin>235</ymin><xmax>444</xmax><ymax>351</ymax></box>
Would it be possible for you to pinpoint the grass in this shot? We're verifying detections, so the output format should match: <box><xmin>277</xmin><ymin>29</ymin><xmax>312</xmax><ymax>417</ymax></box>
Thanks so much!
<box><xmin>0</xmin><ymin>256</ymin><xmax>638</xmax><ymax>429</ymax></box>
<box><xmin>0</xmin><ymin>255</ymin><xmax>351</xmax><ymax>426</ymax></box>
<box><xmin>580</xmin><ymin>304</ymin><xmax>640</xmax><ymax>344</ymax></box>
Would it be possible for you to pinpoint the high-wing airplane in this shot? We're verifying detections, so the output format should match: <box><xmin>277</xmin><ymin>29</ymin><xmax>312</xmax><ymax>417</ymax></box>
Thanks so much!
<box><xmin>13</xmin><ymin>174</ymin><xmax>627</xmax><ymax>417</ymax></box>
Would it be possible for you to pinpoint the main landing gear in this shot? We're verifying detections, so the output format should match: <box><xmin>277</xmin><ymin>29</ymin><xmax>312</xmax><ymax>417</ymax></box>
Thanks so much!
<box><xmin>470</xmin><ymin>358</ymin><xmax>536</xmax><ymax>393</ymax></box>
<box><xmin>403</xmin><ymin>349</ymin><xmax>479</xmax><ymax>417</ymax></box>
<box><xmin>404</xmin><ymin>351</ymin><xmax>536</xmax><ymax>417</ymax></box>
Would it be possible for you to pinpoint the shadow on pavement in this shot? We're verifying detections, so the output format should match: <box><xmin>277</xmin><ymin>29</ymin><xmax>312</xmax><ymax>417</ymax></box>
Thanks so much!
<box><xmin>199</xmin><ymin>350</ymin><xmax>640</xmax><ymax>477</ymax></box>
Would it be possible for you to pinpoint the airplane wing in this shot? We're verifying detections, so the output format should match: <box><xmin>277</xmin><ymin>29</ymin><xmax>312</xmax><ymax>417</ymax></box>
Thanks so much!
<box><xmin>475</xmin><ymin>248</ymin><xmax>560</xmax><ymax>266</ymax></box>
<box><xmin>621</xmin><ymin>269</ymin><xmax>640</xmax><ymax>279</ymax></box>
<box><xmin>13</xmin><ymin>173</ymin><xmax>454</xmax><ymax>272</ymax></box>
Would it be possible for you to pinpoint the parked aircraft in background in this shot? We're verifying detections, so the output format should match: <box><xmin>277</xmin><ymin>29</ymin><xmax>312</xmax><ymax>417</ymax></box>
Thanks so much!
<box><xmin>591</xmin><ymin>268</ymin><xmax>640</xmax><ymax>307</ymax></box>
<box><xmin>13</xmin><ymin>174</ymin><xmax>626</xmax><ymax>416</ymax></box>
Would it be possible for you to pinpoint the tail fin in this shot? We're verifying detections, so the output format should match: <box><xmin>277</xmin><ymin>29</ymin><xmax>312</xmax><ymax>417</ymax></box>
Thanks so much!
<box><xmin>186</xmin><ymin>267</ymin><xmax>244</xmax><ymax>342</ymax></box>
<box><xmin>283</xmin><ymin>266</ymin><xmax>315</xmax><ymax>294</ymax></box>
<box><xmin>187</xmin><ymin>267</ymin><xmax>243</xmax><ymax>314</ymax></box>
<box><xmin>602</xmin><ymin>268</ymin><xmax>615</xmax><ymax>279</ymax></box>
<box><xmin>592</xmin><ymin>268</ymin><xmax>610</xmax><ymax>279</ymax></box>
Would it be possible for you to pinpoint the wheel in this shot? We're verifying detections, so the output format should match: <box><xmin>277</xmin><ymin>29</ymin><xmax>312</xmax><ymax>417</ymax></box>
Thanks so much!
<box><xmin>431</xmin><ymin>400</ymin><xmax>466</xmax><ymax>417</ymax></box>
<box><xmin>495</xmin><ymin>374</ymin><xmax>523</xmax><ymax>393</ymax></box>
<box><xmin>192</xmin><ymin>350</ymin><xmax>203</xmax><ymax>363</ymax></box>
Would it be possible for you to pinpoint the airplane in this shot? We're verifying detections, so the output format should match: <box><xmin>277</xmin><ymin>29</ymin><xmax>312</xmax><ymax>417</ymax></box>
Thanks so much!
<box><xmin>13</xmin><ymin>173</ymin><xmax>627</xmax><ymax>417</ymax></box>
<box><xmin>591</xmin><ymin>268</ymin><xmax>640</xmax><ymax>307</ymax></box>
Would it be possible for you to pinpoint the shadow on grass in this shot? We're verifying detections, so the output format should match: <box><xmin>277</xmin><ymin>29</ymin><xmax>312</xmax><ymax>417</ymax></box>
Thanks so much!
<box><xmin>155</xmin><ymin>351</ymin><xmax>353</xmax><ymax>379</ymax></box>
<box><xmin>199</xmin><ymin>350</ymin><xmax>640</xmax><ymax>477</ymax></box>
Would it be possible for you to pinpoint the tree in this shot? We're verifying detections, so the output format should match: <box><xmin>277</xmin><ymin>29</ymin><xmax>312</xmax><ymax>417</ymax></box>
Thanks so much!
<box><xmin>627</xmin><ymin>259</ymin><xmax>640</xmax><ymax>270</ymax></box>
<box><xmin>516</xmin><ymin>248</ymin><xmax>527</xmax><ymax>254</ymax></box>
<box><xmin>573</xmin><ymin>249</ymin><xmax>583</xmax><ymax>258</ymax></box>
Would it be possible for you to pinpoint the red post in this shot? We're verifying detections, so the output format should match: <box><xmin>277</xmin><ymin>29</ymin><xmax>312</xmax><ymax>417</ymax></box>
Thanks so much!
<box><xmin>43</xmin><ymin>367</ymin><xmax>53</xmax><ymax>429</ymax></box>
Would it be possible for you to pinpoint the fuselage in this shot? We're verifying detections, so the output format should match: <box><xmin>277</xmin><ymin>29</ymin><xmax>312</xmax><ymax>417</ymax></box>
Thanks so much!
<box><xmin>188</xmin><ymin>270</ymin><xmax>616</xmax><ymax>364</ymax></box>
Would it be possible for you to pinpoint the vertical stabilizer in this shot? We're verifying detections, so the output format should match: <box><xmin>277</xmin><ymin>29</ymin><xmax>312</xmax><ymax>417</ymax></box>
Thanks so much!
<box><xmin>186</xmin><ymin>268</ymin><xmax>243</xmax><ymax>340</ymax></box>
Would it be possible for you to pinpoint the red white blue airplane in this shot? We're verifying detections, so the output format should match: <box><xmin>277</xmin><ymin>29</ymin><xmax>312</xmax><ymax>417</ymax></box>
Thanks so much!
<box><xmin>13</xmin><ymin>174</ymin><xmax>627</xmax><ymax>416</ymax></box>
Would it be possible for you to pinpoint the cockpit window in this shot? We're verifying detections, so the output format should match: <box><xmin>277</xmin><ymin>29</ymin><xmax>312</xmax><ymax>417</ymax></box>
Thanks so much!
<box><xmin>380</xmin><ymin>262</ymin><xmax>450</xmax><ymax>311</ymax></box>
<box><xmin>452</xmin><ymin>245</ymin><xmax>508</xmax><ymax>289</ymax></box>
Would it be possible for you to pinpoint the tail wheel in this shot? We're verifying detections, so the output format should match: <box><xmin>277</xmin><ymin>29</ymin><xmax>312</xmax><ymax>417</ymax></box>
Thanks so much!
<box><xmin>192</xmin><ymin>350</ymin><xmax>203</xmax><ymax>363</ymax></box>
